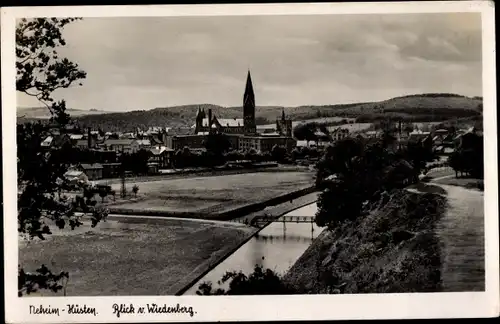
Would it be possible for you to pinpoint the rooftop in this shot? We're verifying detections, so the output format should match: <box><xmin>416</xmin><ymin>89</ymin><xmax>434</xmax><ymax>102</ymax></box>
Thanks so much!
<box><xmin>80</xmin><ymin>163</ymin><xmax>103</xmax><ymax>170</ymax></box>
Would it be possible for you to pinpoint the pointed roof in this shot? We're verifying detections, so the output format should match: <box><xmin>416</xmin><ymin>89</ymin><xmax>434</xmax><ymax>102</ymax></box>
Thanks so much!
<box><xmin>282</xmin><ymin>108</ymin><xmax>286</xmax><ymax>120</ymax></box>
<box><xmin>244</xmin><ymin>70</ymin><xmax>255</xmax><ymax>104</ymax></box>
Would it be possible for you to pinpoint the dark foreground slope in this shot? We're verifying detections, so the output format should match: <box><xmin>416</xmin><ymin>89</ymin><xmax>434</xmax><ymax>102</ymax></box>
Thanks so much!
<box><xmin>283</xmin><ymin>189</ymin><xmax>447</xmax><ymax>294</ymax></box>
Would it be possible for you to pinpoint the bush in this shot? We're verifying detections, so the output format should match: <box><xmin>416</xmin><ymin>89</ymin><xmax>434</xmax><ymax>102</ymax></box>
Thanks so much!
<box><xmin>196</xmin><ymin>265</ymin><xmax>295</xmax><ymax>295</ymax></box>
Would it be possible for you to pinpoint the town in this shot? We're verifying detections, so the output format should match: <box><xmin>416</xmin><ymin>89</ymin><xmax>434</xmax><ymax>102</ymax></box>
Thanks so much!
<box><xmin>34</xmin><ymin>72</ymin><xmax>481</xmax><ymax>188</ymax></box>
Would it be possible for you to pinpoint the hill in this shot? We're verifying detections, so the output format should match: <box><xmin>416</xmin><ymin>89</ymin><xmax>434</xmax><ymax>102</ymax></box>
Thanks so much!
<box><xmin>17</xmin><ymin>107</ymin><xmax>113</xmax><ymax>119</ymax></box>
<box><xmin>17</xmin><ymin>93</ymin><xmax>482</xmax><ymax>132</ymax></box>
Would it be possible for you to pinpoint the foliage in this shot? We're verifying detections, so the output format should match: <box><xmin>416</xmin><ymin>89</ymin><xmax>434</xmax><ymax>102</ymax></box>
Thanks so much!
<box><xmin>16</xmin><ymin>18</ymin><xmax>86</xmax><ymax>125</ymax></box>
<box><xmin>293</xmin><ymin>122</ymin><xmax>317</xmax><ymax>142</ymax></box>
<box><xmin>196</xmin><ymin>265</ymin><xmax>294</xmax><ymax>295</ymax></box>
<box><xmin>271</xmin><ymin>144</ymin><xmax>287</xmax><ymax>163</ymax></box>
<box><xmin>132</xmin><ymin>184</ymin><xmax>139</xmax><ymax>198</ymax></box>
<box><xmin>17</xmin><ymin>18</ymin><xmax>107</xmax><ymax>296</ymax></box>
<box><xmin>315</xmin><ymin>135</ymin><xmax>436</xmax><ymax>229</ymax></box>
<box><xmin>120</xmin><ymin>149</ymin><xmax>150</xmax><ymax>175</ymax></box>
<box><xmin>203</xmin><ymin>133</ymin><xmax>231</xmax><ymax>166</ymax></box>
<box><xmin>18</xmin><ymin>265</ymin><xmax>69</xmax><ymax>297</ymax></box>
<box><xmin>448</xmin><ymin>133</ymin><xmax>484</xmax><ymax>178</ymax></box>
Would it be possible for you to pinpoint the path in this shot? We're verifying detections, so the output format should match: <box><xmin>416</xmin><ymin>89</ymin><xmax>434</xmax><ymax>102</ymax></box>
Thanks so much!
<box><xmin>435</xmin><ymin>184</ymin><xmax>485</xmax><ymax>291</ymax></box>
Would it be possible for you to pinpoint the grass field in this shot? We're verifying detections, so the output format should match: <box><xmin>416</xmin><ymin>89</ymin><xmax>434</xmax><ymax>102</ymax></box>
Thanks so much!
<box><xmin>110</xmin><ymin>171</ymin><xmax>315</xmax><ymax>214</ymax></box>
<box><xmin>19</xmin><ymin>217</ymin><xmax>255</xmax><ymax>296</ymax></box>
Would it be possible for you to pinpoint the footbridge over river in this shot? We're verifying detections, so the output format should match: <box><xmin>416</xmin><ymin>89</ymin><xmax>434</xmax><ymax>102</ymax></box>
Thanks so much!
<box><xmin>228</xmin><ymin>213</ymin><xmax>317</xmax><ymax>239</ymax></box>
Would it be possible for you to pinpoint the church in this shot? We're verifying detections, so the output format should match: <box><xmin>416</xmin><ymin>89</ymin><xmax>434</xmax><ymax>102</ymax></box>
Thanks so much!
<box><xmin>167</xmin><ymin>71</ymin><xmax>296</xmax><ymax>152</ymax></box>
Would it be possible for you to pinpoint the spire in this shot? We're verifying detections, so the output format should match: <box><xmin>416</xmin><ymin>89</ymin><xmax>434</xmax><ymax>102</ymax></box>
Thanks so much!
<box><xmin>282</xmin><ymin>108</ymin><xmax>286</xmax><ymax>121</ymax></box>
<box><xmin>244</xmin><ymin>70</ymin><xmax>254</xmax><ymax>104</ymax></box>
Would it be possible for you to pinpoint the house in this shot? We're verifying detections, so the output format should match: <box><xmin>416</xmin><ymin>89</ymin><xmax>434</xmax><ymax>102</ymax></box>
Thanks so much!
<box><xmin>63</xmin><ymin>170</ymin><xmax>89</xmax><ymax>186</ymax></box>
<box><xmin>330</xmin><ymin>128</ymin><xmax>349</xmax><ymax>141</ymax></box>
<box><xmin>365</xmin><ymin>130</ymin><xmax>380</xmax><ymax>138</ymax></box>
<box><xmin>147</xmin><ymin>162</ymin><xmax>159</xmax><ymax>174</ymax></box>
<box><xmin>132</xmin><ymin>139</ymin><xmax>152</xmax><ymax>152</ymax></box>
<box><xmin>40</xmin><ymin>134</ymin><xmax>72</xmax><ymax>149</ymax></box>
<box><xmin>75</xmin><ymin>139</ymin><xmax>90</xmax><ymax>150</ymax></box>
<box><xmin>101</xmin><ymin>139</ymin><xmax>134</xmax><ymax>153</ymax></box>
<box><xmin>69</xmin><ymin>134</ymin><xmax>84</xmax><ymax>141</ymax></box>
<box><xmin>148</xmin><ymin>146</ymin><xmax>175</xmax><ymax>169</ymax></box>
<box><xmin>41</xmin><ymin>136</ymin><xmax>54</xmax><ymax>148</ymax></box>
<box><xmin>408</xmin><ymin>130</ymin><xmax>431</xmax><ymax>143</ymax></box>
<box><xmin>102</xmin><ymin>162</ymin><xmax>122</xmax><ymax>178</ymax></box>
<box><xmin>78</xmin><ymin>163</ymin><xmax>103</xmax><ymax>180</ymax></box>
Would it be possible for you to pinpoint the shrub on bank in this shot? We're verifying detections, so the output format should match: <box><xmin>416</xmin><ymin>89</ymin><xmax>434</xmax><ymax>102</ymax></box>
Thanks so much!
<box><xmin>196</xmin><ymin>265</ymin><xmax>296</xmax><ymax>295</ymax></box>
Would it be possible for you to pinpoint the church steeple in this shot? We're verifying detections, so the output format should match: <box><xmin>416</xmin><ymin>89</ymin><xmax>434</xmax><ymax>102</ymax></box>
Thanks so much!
<box><xmin>243</xmin><ymin>70</ymin><xmax>256</xmax><ymax>134</ymax></box>
<box><xmin>282</xmin><ymin>108</ymin><xmax>286</xmax><ymax>121</ymax></box>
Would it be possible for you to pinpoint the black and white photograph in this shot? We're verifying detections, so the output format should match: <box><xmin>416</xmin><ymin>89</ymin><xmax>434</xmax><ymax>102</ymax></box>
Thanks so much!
<box><xmin>2</xmin><ymin>2</ymin><xmax>498</xmax><ymax>322</ymax></box>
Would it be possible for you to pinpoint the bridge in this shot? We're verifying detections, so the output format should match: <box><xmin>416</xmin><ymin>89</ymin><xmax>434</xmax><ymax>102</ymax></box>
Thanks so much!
<box><xmin>254</xmin><ymin>233</ymin><xmax>315</xmax><ymax>243</ymax></box>
<box><xmin>251</xmin><ymin>215</ymin><xmax>315</xmax><ymax>226</ymax></box>
<box><xmin>228</xmin><ymin>215</ymin><xmax>316</xmax><ymax>228</ymax></box>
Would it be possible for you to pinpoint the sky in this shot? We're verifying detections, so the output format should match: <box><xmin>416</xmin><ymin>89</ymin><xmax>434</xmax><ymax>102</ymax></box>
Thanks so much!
<box><xmin>17</xmin><ymin>13</ymin><xmax>483</xmax><ymax>112</ymax></box>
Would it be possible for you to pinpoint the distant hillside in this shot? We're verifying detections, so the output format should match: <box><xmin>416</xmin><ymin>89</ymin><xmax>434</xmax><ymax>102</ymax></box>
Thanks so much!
<box><xmin>17</xmin><ymin>94</ymin><xmax>483</xmax><ymax>132</ymax></box>
<box><xmin>17</xmin><ymin>107</ymin><xmax>113</xmax><ymax>119</ymax></box>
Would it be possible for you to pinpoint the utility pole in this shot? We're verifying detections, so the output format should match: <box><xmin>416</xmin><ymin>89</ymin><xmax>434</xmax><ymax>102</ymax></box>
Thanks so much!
<box><xmin>121</xmin><ymin>171</ymin><xmax>126</xmax><ymax>198</ymax></box>
<box><xmin>120</xmin><ymin>157</ymin><xmax>126</xmax><ymax>198</ymax></box>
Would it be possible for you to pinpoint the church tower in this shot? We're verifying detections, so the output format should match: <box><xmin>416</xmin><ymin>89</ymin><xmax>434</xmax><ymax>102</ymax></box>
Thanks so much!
<box><xmin>195</xmin><ymin>106</ymin><xmax>206</xmax><ymax>133</ymax></box>
<box><xmin>243</xmin><ymin>70</ymin><xmax>256</xmax><ymax>134</ymax></box>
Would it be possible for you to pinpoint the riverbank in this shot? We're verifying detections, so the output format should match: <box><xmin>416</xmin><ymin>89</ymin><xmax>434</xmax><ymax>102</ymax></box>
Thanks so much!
<box><xmin>283</xmin><ymin>188</ymin><xmax>447</xmax><ymax>293</ymax></box>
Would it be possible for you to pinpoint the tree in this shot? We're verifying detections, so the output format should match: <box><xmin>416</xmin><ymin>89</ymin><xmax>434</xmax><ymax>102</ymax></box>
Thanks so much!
<box><xmin>271</xmin><ymin>144</ymin><xmax>287</xmax><ymax>163</ymax></box>
<box><xmin>293</xmin><ymin>123</ymin><xmax>318</xmax><ymax>145</ymax></box>
<box><xmin>16</xmin><ymin>18</ymin><xmax>86</xmax><ymax>125</ymax></box>
<box><xmin>17</xmin><ymin>18</ymin><xmax>107</xmax><ymax>297</ymax></box>
<box><xmin>98</xmin><ymin>190</ymin><xmax>107</xmax><ymax>203</ymax></box>
<box><xmin>132</xmin><ymin>185</ymin><xmax>139</xmax><ymax>198</ymax></box>
<box><xmin>196</xmin><ymin>265</ymin><xmax>294</xmax><ymax>295</ymax></box>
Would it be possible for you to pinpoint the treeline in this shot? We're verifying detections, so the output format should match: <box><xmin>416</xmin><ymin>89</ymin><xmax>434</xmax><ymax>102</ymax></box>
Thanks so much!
<box><xmin>355</xmin><ymin>110</ymin><xmax>481</xmax><ymax>123</ymax></box>
<box><xmin>315</xmin><ymin>135</ymin><xmax>435</xmax><ymax>228</ymax></box>
<box><xmin>448</xmin><ymin>132</ymin><xmax>484</xmax><ymax>178</ymax></box>
<box><xmin>395</xmin><ymin>93</ymin><xmax>469</xmax><ymax>99</ymax></box>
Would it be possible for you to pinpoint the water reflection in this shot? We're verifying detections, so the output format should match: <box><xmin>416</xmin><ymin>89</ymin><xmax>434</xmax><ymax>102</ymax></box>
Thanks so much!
<box><xmin>183</xmin><ymin>203</ymin><xmax>319</xmax><ymax>295</ymax></box>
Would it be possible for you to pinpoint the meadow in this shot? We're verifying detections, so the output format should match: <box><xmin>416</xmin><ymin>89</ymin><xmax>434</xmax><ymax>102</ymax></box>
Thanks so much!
<box><xmin>19</xmin><ymin>216</ymin><xmax>256</xmax><ymax>296</ymax></box>
<box><xmin>109</xmin><ymin>171</ymin><xmax>315</xmax><ymax>216</ymax></box>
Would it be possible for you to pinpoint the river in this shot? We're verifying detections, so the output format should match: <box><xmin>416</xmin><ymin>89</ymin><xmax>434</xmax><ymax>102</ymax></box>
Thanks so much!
<box><xmin>183</xmin><ymin>202</ymin><xmax>320</xmax><ymax>295</ymax></box>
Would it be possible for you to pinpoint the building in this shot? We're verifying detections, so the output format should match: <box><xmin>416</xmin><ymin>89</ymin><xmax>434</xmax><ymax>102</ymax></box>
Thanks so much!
<box><xmin>194</xmin><ymin>109</ymin><xmax>245</xmax><ymax>134</ymax></box>
<box><xmin>330</xmin><ymin>128</ymin><xmax>349</xmax><ymax>141</ymax></box>
<box><xmin>101</xmin><ymin>139</ymin><xmax>134</xmax><ymax>153</ymax></box>
<box><xmin>165</xmin><ymin>134</ymin><xmax>207</xmax><ymax>151</ymax></box>
<box><xmin>63</xmin><ymin>170</ymin><xmax>89</xmax><ymax>186</ymax></box>
<box><xmin>238</xmin><ymin>134</ymin><xmax>296</xmax><ymax>152</ymax></box>
<box><xmin>276</xmin><ymin>109</ymin><xmax>292</xmax><ymax>137</ymax></box>
<box><xmin>167</xmin><ymin>70</ymin><xmax>296</xmax><ymax>154</ymax></box>
<box><xmin>78</xmin><ymin>163</ymin><xmax>103</xmax><ymax>180</ymax></box>
<box><xmin>243</xmin><ymin>70</ymin><xmax>257</xmax><ymax>135</ymax></box>
<box><xmin>149</xmin><ymin>146</ymin><xmax>175</xmax><ymax>169</ymax></box>
<box><xmin>131</xmin><ymin>139</ymin><xmax>152</xmax><ymax>152</ymax></box>
<box><xmin>101</xmin><ymin>163</ymin><xmax>122</xmax><ymax>178</ymax></box>
<box><xmin>41</xmin><ymin>134</ymin><xmax>72</xmax><ymax>150</ymax></box>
